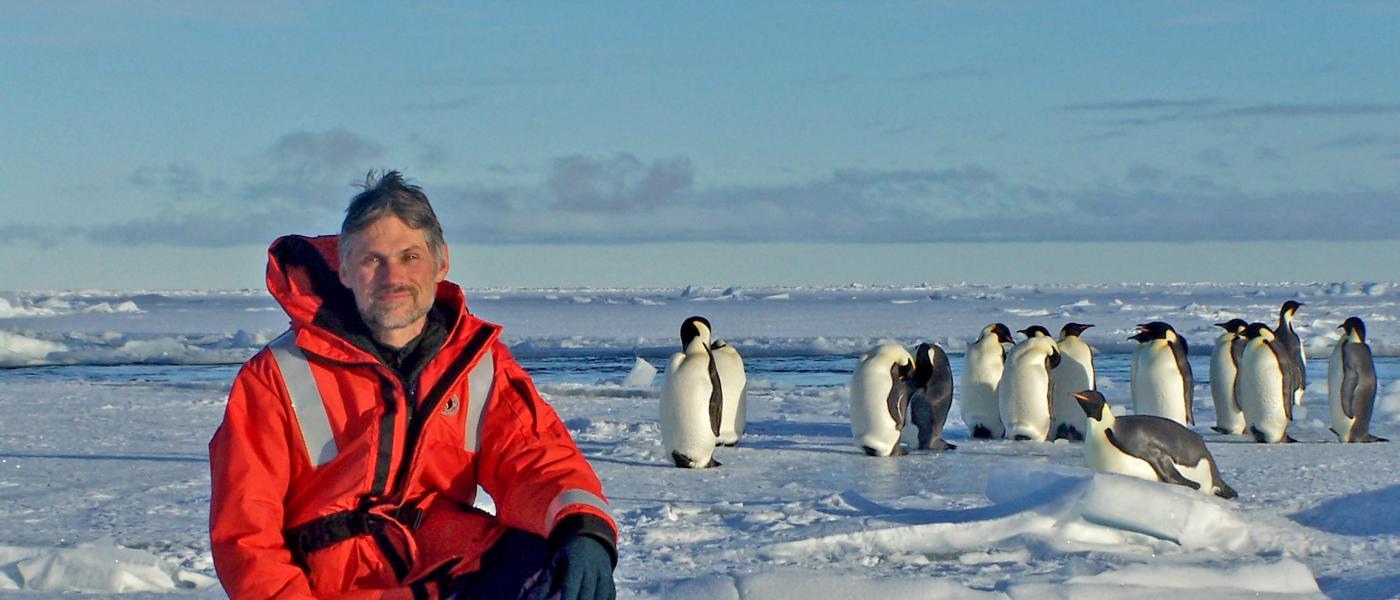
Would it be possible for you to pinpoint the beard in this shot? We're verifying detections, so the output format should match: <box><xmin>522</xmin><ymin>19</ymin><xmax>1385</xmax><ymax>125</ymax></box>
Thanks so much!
<box><xmin>358</xmin><ymin>285</ymin><xmax>432</xmax><ymax>335</ymax></box>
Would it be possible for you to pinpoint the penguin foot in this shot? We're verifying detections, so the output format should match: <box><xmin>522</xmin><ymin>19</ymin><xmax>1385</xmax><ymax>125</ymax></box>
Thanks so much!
<box><xmin>706</xmin><ymin>458</ymin><xmax>722</xmax><ymax>468</ymax></box>
<box><xmin>671</xmin><ymin>451</ymin><xmax>720</xmax><ymax>468</ymax></box>
<box><xmin>926</xmin><ymin>439</ymin><xmax>957</xmax><ymax>451</ymax></box>
<box><xmin>1054</xmin><ymin>424</ymin><xmax>1084</xmax><ymax>442</ymax></box>
<box><xmin>1012</xmin><ymin>434</ymin><xmax>1033</xmax><ymax>441</ymax></box>
<box><xmin>1210</xmin><ymin>426</ymin><xmax>1239</xmax><ymax>435</ymax></box>
<box><xmin>861</xmin><ymin>446</ymin><xmax>883</xmax><ymax>457</ymax></box>
<box><xmin>971</xmin><ymin>425</ymin><xmax>994</xmax><ymax>439</ymax></box>
<box><xmin>1284</xmin><ymin>435</ymin><xmax>1298</xmax><ymax>444</ymax></box>
<box><xmin>1361</xmin><ymin>434</ymin><xmax>1389</xmax><ymax>443</ymax></box>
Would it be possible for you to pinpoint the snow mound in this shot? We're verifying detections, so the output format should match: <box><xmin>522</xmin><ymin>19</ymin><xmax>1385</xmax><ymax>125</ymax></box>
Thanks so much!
<box><xmin>0</xmin><ymin>330</ymin><xmax>67</xmax><ymax>366</ymax></box>
<box><xmin>761</xmin><ymin>462</ymin><xmax>1315</xmax><ymax>592</ymax></box>
<box><xmin>622</xmin><ymin>357</ymin><xmax>658</xmax><ymax>387</ymax></box>
<box><xmin>0</xmin><ymin>538</ymin><xmax>216</xmax><ymax>593</ymax></box>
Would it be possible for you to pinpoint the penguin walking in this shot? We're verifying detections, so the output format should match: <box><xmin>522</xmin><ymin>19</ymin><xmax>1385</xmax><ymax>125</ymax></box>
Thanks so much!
<box><xmin>1275</xmin><ymin>301</ymin><xmax>1307</xmax><ymax>406</ymax></box>
<box><xmin>905</xmin><ymin>342</ymin><xmax>956</xmax><ymax>451</ymax></box>
<box><xmin>710</xmin><ymin>338</ymin><xmax>748</xmax><ymax>446</ymax></box>
<box><xmin>1074</xmin><ymin>391</ymin><xmax>1237</xmax><ymax>499</ymax></box>
<box><xmin>1209</xmin><ymin>319</ymin><xmax>1250</xmax><ymax>435</ymax></box>
<box><xmin>961</xmin><ymin>323</ymin><xmax>1014</xmax><ymax>439</ymax></box>
<box><xmin>660</xmin><ymin>316</ymin><xmax>723</xmax><ymax>468</ymax></box>
<box><xmin>1236</xmin><ymin>323</ymin><xmax>1298</xmax><ymax>444</ymax></box>
<box><xmin>1129</xmin><ymin>322</ymin><xmax>1194</xmax><ymax>426</ymax></box>
<box><xmin>849</xmin><ymin>343</ymin><xmax>916</xmax><ymax>456</ymax></box>
<box><xmin>998</xmin><ymin>326</ymin><xmax>1061</xmax><ymax>441</ymax></box>
<box><xmin>1328</xmin><ymin>317</ymin><xmax>1388</xmax><ymax>443</ymax></box>
<box><xmin>1050</xmin><ymin>323</ymin><xmax>1095</xmax><ymax>441</ymax></box>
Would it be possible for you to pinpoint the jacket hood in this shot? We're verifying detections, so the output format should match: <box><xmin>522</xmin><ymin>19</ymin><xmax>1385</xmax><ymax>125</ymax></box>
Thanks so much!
<box><xmin>265</xmin><ymin>234</ymin><xmax>468</xmax><ymax>361</ymax></box>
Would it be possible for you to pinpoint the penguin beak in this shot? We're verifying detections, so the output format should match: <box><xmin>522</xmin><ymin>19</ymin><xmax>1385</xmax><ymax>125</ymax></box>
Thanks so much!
<box><xmin>1072</xmin><ymin>391</ymin><xmax>1101</xmax><ymax>420</ymax></box>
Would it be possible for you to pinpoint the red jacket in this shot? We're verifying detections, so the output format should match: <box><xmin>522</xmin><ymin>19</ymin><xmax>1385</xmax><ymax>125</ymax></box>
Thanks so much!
<box><xmin>209</xmin><ymin>235</ymin><xmax>616</xmax><ymax>599</ymax></box>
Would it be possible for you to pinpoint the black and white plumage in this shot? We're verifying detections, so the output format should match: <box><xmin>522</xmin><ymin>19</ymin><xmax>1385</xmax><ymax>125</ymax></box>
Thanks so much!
<box><xmin>1075</xmin><ymin>390</ymin><xmax>1237</xmax><ymax>499</ymax></box>
<box><xmin>661</xmin><ymin>316</ymin><xmax>723</xmax><ymax>468</ymax></box>
<box><xmin>905</xmin><ymin>342</ymin><xmax>956</xmax><ymax>451</ymax></box>
<box><xmin>1275</xmin><ymin>301</ymin><xmax>1307</xmax><ymax>406</ymax></box>
<box><xmin>849</xmin><ymin>343</ymin><xmax>917</xmax><ymax>457</ymax></box>
<box><xmin>1050</xmin><ymin>323</ymin><xmax>1095</xmax><ymax>441</ymax></box>
<box><xmin>1236</xmin><ymin>322</ymin><xmax>1298</xmax><ymax>444</ymax></box>
<box><xmin>1129</xmin><ymin>321</ymin><xmax>1194</xmax><ymax>426</ymax></box>
<box><xmin>960</xmin><ymin>323</ymin><xmax>1014</xmax><ymax>439</ymax></box>
<box><xmin>1328</xmin><ymin>317</ymin><xmax>1387</xmax><ymax>443</ymax></box>
<box><xmin>998</xmin><ymin>326</ymin><xmax>1061</xmax><ymax>442</ymax></box>
<box><xmin>710</xmin><ymin>338</ymin><xmax>748</xmax><ymax>446</ymax></box>
<box><xmin>1209</xmin><ymin>319</ymin><xmax>1249</xmax><ymax>435</ymax></box>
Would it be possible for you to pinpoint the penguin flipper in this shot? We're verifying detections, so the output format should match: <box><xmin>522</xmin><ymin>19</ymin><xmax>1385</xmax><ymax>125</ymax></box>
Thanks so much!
<box><xmin>706</xmin><ymin>351</ymin><xmax>724</xmax><ymax>437</ymax></box>
<box><xmin>1105</xmin><ymin>429</ymin><xmax>1201</xmax><ymax>490</ymax></box>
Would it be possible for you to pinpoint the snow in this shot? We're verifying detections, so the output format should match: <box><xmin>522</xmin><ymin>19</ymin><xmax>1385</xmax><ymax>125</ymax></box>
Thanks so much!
<box><xmin>1</xmin><ymin>282</ymin><xmax>1398</xmax><ymax>598</ymax></box>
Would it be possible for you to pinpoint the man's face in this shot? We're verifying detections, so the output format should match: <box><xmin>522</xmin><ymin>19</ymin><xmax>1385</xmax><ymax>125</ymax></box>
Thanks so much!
<box><xmin>338</xmin><ymin>215</ymin><xmax>449</xmax><ymax>346</ymax></box>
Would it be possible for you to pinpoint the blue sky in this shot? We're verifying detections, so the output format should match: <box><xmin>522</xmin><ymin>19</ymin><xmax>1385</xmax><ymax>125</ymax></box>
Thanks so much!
<box><xmin>3</xmin><ymin>2</ymin><xmax>1399</xmax><ymax>290</ymax></box>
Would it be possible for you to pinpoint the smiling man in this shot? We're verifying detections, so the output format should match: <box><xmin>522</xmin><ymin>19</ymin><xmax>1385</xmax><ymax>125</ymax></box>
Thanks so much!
<box><xmin>209</xmin><ymin>171</ymin><xmax>617</xmax><ymax>600</ymax></box>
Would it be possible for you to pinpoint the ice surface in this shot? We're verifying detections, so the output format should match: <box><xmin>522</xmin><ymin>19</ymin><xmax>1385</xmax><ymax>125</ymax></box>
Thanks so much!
<box><xmin>1</xmin><ymin>282</ymin><xmax>1398</xmax><ymax>597</ymax></box>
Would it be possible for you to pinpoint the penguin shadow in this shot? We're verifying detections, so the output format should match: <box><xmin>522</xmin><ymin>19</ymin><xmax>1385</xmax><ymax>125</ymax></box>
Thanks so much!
<box><xmin>1290</xmin><ymin>483</ymin><xmax>1400</xmax><ymax>537</ymax></box>
<box><xmin>1316</xmin><ymin>572</ymin><xmax>1400</xmax><ymax>600</ymax></box>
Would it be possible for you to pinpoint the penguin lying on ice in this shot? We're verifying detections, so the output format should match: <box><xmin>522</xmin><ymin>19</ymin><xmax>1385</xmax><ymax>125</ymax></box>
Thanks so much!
<box><xmin>1074</xmin><ymin>390</ymin><xmax>1237</xmax><ymax>499</ymax></box>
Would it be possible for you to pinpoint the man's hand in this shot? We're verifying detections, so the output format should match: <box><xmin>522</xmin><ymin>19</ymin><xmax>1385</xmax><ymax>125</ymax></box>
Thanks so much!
<box><xmin>527</xmin><ymin>535</ymin><xmax>615</xmax><ymax>600</ymax></box>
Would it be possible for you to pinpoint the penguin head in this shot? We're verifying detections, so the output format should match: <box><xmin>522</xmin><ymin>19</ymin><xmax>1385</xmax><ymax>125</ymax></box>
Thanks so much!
<box><xmin>1073</xmin><ymin>390</ymin><xmax>1108</xmax><ymax>421</ymax></box>
<box><xmin>1060</xmin><ymin>322</ymin><xmax>1094</xmax><ymax>338</ymax></box>
<box><xmin>1215</xmin><ymin>319</ymin><xmax>1249</xmax><ymax>334</ymax></box>
<box><xmin>1135</xmin><ymin>321</ymin><xmax>1176</xmax><ymax>341</ymax></box>
<box><xmin>1019</xmin><ymin>325</ymin><xmax>1052</xmax><ymax>339</ymax></box>
<box><xmin>985</xmin><ymin>323</ymin><xmax>1014</xmax><ymax>344</ymax></box>
<box><xmin>1340</xmin><ymin>317</ymin><xmax>1367</xmax><ymax>343</ymax></box>
<box><xmin>911</xmin><ymin>342</ymin><xmax>938</xmax><ymax>386</ymax></box>
<box><xmin>680</xmin><ymin>316</ymin><xmax>712</xmax><ymax>350</ymax></box>
<box><xmin>1243</xmin><ymin>322</ymin><xmax>1274</xmax><ymax>340</ymax></box>
<box><xmin>1280</xmin><ymin>300</ymin><xmax>1304</xmax><ymax>319</ymax></box>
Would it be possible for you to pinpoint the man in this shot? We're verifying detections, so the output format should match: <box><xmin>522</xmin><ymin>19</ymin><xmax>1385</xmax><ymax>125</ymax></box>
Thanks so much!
<box><xmin>210</xmin><ymin>171</ymin><xmax>617</xmax><ymax>599</ymax></box>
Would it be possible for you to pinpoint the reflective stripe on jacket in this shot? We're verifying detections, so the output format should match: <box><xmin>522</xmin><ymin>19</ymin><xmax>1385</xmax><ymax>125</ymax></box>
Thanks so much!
<box><xmin>209</xmin><ymin>234</ymin><xmax>615</xmax><ymax>599</ymax></box>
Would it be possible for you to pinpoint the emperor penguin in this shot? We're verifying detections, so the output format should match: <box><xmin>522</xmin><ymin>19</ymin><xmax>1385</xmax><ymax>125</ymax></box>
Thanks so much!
<box><xmin>1236</xmin><ymin>322</ymin><xmax>1298</xmax><ymax>444</ymax></box>
<box><xmin>905</xmin><ymin>342</ymin><xmax>956</xmax><ymax>451</ymax></box>
<box><xmin>1074</xmin><ymin>391</ymin><xmax>1237</xmax><ymax>499</ymax></box>
<box><xmin>661</xmin><ymin>316</ymin><xmax>723</xmax><ymax>468</ymax></box>
<box><xmin>961</xmin><ymin>323</ymin><xmax>1014</xmax><ymax>439</ymax></box>
<box><xmin>1275</xmin><ymin>301</ymin><xmax>1307</xmax><ymax>406</ymax></box>
<box><xmin>849</xmin><ymin>343</ymin><xmax>916</xmax><ymax>456</ymax></box>
<box><xmin>998</xmin><ymin>326</ymin><xmax>1061</xmax><ymax>441</ymax></box>
<box><xmin>1050</xmin><ymin>323</ymin><xmax>1096</xmax><ymax>441</ymax></box>
<box><xmin>1208</xmin><ymin>319</ymin><xmax>1250</xmax><ymax>435</ymax></box>
<box><xmin>1129</xmin><ymin>322</ymin><xmax>1194</xmax><ymax>426</ymax></box>
<box><xmin>710</xmin><ymin>338</ymin><xmax>748</xmax><ymax>446</ymax></box>
<box><xmin>1328</xmin><ymin>317</ymin><xmax>1388</xmax><ymax>443</ymax></box>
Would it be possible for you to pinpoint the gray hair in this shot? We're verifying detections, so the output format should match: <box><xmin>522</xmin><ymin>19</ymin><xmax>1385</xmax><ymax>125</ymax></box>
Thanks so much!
<box><xmin>338</xmin><ymin>170</ymin><xmax>446</xmax><ymax>266</ymax></box>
